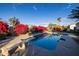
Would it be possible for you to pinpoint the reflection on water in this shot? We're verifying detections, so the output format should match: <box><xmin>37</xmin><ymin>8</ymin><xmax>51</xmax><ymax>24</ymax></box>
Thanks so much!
<box><xmin>29</xmin><ymin>34</ymin><xmax>61</xmax><ymax>50</ymax></box>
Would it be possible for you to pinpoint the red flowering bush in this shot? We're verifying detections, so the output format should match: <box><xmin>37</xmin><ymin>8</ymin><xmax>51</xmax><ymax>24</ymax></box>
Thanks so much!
<box><xmin>0</xmin><ymin>21</ymin><xmax>8</xmax><ymax>34</ymax></box>
<box><xmin>37</xmin><ymin>26</ymin><xmax>47</xmax><ymax>31</ymax></box>
<box><xmin>31</xmin><ymin>26</ymin><xmax>47</xmax><ymax>33</ymax></box>
<box><xmin>14</xmin><ymin>24</ymin><xmax>29</xmax><ymax>35</ymax></box>
<box><xmin>0</xmin><ymin>21</ymin><xmax>9</xmax><ymax>40</ymax></box>
<box><xmin>32</xmin><ymin>26</ymin><xmax>38</xmax><ymax>30</ymax></box>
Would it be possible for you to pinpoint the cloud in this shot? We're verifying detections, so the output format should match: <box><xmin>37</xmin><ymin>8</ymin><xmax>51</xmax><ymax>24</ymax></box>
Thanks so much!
<box><xmin>12</xmin><ymin>4</ymin><xmax>16</xmax><ymax>10</ymax></box>
<box><xmin>33</xmin><ymin>6</ymin><xmax>37</xmax><ymax>11</ymax></box>
<box><xmin>12</xmin><ymin>3</ymin><xmax>23</xmax><ymax>11</ymax></box>
<box><xmin>66</xmin><ymin>3</ymin><xmax>72</xmax><ymax>9</ymax></box>
<box><xmin>63</xmin><ymin>3</ymin><xmax>72</xmax><ymax>11</ymax></box>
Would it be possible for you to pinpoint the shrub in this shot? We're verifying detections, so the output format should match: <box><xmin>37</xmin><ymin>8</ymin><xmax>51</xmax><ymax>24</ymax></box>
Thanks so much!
<box><xmin>0</xmin><ymin>34</ymin><xmax>6</xmax><ymax>40</ymax></box>
<box><xmin>8</xmin><ymin>26</ymin><xmax>16</xmax><ymax>36</ymax></box>
<box><xmin>31</xmin><ymin>25</ymin><xmax>47</xmax><ymax>34</ymax></box>
<box><xmin>0</xmin><ymin>21</ymin><xmax>8</xmax><ymax>34</ymax></box>
<box><xmin>0</xmin><ymin>21</ymin><xmax>9</xmax><ymax>40</ymax></box>
<box><xmin>14</xmin><ymin>24</ymin><xmax>29</xmax><ymax>35</ymax></box>
<box><xmin>53</xmin><ymin>27</ymin><xmax>62</xmax><ymax>32</ymax></box>
<box><xmin>37</xmin><ymin>26</ymin><xmax>47</xmax><ymax>31</ymax></box>
<box><xmin>30</xmin><ymin>26</ymin><xmax>38</xmax><ymax>34</ymax></box>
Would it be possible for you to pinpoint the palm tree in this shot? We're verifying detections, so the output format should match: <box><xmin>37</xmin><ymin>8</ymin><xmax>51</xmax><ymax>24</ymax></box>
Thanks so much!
<box><xmin>0</xmin><ymin>18</ymin><xmax>2</xmax><ymax>20</ymax></box>
<box><xmin>0</xmin><ymin>18</ymin><xmax>2</xmax><ymax>23</ymax></box>
<box><xmin>9</xmin><ymin>17</ymin><xmax>20</xmax><ymax>27</ymax></box>
<box><xmin>68</xmin><ymin>7</ymin><xmax>79</xmax><ymax>22</ymax></box>
<box><xmin>56</xmin><ymin>17</ymin><xmax>62</xmax><ymax>25</ymax></box>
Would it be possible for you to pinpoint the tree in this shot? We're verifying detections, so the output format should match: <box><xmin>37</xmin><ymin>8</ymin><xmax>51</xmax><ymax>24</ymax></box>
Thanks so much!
<box><xmin>56</xmin><ymin>17</ymin><xmax>62</xmax><ymax>25</ymax></box>
<box><xmin>48</xmin><ymin>23</ymin><xmax>56</xmax><ymax>29</ymax></box>
<box><xmin>9</xmin><ymin>17</ymin><xmax>20</xmax><ymax>27</ymax></box>
<box><xmin>8</xmin><ymin>17</ymin><xmax>20</xmax><ymax>36</ymax></box>
<box><xmin>48</xmin><ymin>23</ymin><xmax>53</xmax><ymax>29</ymax></box>
<box><xmin>0</xmin><ymin>18</ymin><xmax>2</xmax><ymax>20</ymax></box>
<box><xmin>57</xmin><ymin>17</ymin><xmax>62</xmax><ymax>22</ymax></box>
<box><xmin>68</xmin><ymin>7</ymin><xmax>79</xmax><ymax>22</ymax></box>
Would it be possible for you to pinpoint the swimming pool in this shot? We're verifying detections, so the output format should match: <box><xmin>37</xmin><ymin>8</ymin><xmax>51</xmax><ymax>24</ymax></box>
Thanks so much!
<box><xmin>29</xmin><ymin>34</ymin><xmax>61</xmax><ymax>50</ymax></box>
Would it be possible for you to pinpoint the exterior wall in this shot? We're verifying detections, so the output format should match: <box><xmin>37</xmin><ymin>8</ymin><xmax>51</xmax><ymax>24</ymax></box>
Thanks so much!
<box><xmin>70</xmin><ymin>24</ymin><xmax>76</xmax><ymax>30</ymax></box>
<box><xmin>76</xmin><ymin>22</ymin><xmax>79</xmax><ymax>26</ymax></box>
<box><xmin>75</xmin><ymin>22</ymin><xmax>79</xmax><ymax>32</ymax></box>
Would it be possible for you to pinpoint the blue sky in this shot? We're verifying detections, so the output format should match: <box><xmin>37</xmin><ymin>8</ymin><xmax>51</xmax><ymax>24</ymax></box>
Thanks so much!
<box><xmin>0</xmin><ymin>3</ymin><xmax>79</xmax><ymax>26</ymax></box>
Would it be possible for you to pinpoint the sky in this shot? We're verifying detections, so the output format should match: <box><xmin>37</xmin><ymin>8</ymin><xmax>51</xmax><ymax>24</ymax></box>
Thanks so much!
<box><xmin>0</xmin><ymin>3</ymin><xmax>79</xmax><ymax>26</ymax></box>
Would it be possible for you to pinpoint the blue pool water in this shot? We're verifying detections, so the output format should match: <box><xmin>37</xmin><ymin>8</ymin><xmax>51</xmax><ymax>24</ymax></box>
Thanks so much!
<box><xmin>30</xmin><ymin>35</ymin><xmax>61</xmax><ymax>50</ymax></box>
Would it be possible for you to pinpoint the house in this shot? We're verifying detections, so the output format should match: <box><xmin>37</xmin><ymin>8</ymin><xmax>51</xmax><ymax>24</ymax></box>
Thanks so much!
<box><xmin>74</xmin><ymin>22</ymin><xmax>79</xmax><ymax>32</ymax></box>
<box><xmin>69</xmin><ymin>22</ymin><xmax>79</xmax><ymax>32</ymax></box>
<box><xmin>70</xmin><ymin>23</ymin><xmax>76</xmax><ymax>30</ymax></box>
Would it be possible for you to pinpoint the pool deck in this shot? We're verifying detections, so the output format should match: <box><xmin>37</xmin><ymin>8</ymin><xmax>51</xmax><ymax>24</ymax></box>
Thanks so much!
<box><xmin>0</xmin><ymin>32</ymin><xmax>79</xmax><ymax>56</ymax></box>
<box><xmin>0</xmin><ymin>33</ymin><xmax>33</xmax><ymax>56</ymax></box>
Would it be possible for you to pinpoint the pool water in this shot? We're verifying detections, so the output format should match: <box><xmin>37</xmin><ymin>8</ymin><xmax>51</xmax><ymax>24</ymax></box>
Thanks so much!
<box><xmin>29</xmin><ymin>35</ymin><xmax>61</xmax><ymax>50</ymax></box>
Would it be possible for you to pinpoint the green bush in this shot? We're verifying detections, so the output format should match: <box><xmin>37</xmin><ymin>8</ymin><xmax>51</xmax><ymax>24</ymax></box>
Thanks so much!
<box><xmin>0</xmin><ymin>34</ymin><xmax>6</xmax><ymax>40</ymax></box>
